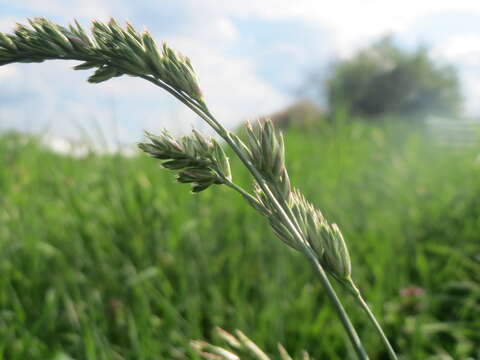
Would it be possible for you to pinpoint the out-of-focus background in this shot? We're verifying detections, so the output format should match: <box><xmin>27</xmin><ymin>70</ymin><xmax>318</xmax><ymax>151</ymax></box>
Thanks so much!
<box><xmin>1</xmin><ymin>1</ymin><xmax>480</xmax><ymax>359</ymax></box>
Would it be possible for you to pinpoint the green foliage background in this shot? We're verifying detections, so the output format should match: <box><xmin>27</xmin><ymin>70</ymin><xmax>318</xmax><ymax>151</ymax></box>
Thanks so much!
<box><xmin>325</xmin><ymin>37</ymin><xmax>462</xmax><ymax>119</ymax></box>
<box><xmin>0</xmin><ymin>119</ymin><xmax>479</xmax><ymax>359</ymax></box>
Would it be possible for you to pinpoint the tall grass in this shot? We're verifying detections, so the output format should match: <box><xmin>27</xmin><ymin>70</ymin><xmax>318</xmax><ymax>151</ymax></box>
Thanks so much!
<box><xmin>1</xmin><ymin>18</ymin><xmax>392</xmax><ymax>358</ymax></box>
<box><xmin>1</xmin><ymin>120</ymin><xmax>479</xmax><ymax>359</ymax></box>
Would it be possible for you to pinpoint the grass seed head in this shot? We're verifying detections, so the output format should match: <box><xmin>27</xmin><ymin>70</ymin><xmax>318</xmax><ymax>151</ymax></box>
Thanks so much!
<box><xmin>138</xmin><ymin>130</ymin><xmax>231</xmax><ymax>192</ymax></box>
<box><xmin>320</xmin><ymin>223</ymin><xmax>352</xmax><ymax>280</ymax></box>
<box><xmin>0</xmin><ymin>17</ymin><xmax>203</xmax><ymax>101</ymax></box>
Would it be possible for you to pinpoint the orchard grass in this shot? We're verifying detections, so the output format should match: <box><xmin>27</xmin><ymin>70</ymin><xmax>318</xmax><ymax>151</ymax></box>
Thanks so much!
<box><xmin>0</xmin><ymin>18</ymin><xmax>403</xmax><ymax>359</ymax></box>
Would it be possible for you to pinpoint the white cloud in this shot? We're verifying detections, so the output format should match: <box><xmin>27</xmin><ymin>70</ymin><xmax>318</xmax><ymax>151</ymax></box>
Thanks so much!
<box><xmin>7</xmin><ymin>1</ymin><xmax>480</xmax><ymax>55</ymax></box>
<box><xmin>433</xmin><ymin>35</ymin><xmax>480</xmax><ymax>115</ymax></box>
<box><xmin>12</xmin><ymin>0</ymin><xmax>122</xmax><ymax>19</ymax></box>
<box><xmin>0</xmin><ymin>16</ymin><xmax>21</xmax><ymax>32</ymax></box>
<box><xmin>0</xmin><ymin>65</ymin><xmax>19</xmax><ymax>80</ymax></box>
<box><xmin>208</xmin><ymin>0</ymin><xmax>480</xmax><ymax>23</ymax></box>
<box><xmin>216</xmin><ymin>17</ymin><xmax>239</xmax><ymax>43</ymax></box>
<box><xmin>463</xmin><ymin>77</ymin><xmax>480</xmax><ymax>115</ymax></box>
<box><xmin>197</xmin><ymin>0</ymin><xmax>480</xmax><ymax>56</ymax></box>
<box><xmin>169</xmin><ymin>13</ymin><xmax>239</xmax><ymax>45</ymax></box>
<box><xmin>434</xmin><ymin>35</ymin><xmax>480</xmax><ymax>65</ymax></box>
<box><xmin>165</xmin><ymin>35</ymin><xmax>290</xmax><ymax>126</ymax></box>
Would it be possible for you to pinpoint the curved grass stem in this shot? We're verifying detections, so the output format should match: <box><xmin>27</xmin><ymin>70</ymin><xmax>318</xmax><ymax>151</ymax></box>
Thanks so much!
<box><xmin>223</xmin><ymin>178</ymin><xmax>264</xmax><ymax>209</ymax></box>
<box><xmin>140</xmin><ymin>75</ymin><xmax>371</xmax><ymax>358</ymax></box>
<box><xmin>348</xmin><ymin>280</ymin><xmax>398</xmax><ymax>360</ymax></box>
<box><xmin>306</xmin><ymin>252</ymin><xmax>370</xmax><ymax>360</ymax></box>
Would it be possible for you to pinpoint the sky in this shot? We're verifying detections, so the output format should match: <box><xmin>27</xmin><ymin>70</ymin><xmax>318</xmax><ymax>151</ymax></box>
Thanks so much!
<box><xmin>1</xmin><ymin>0</ymin><xmax>480</xmax><ymax>150</ymax></box>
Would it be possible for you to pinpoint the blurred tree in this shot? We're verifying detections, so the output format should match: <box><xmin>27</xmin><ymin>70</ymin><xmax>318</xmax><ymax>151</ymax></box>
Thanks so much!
<box><xmin>324</xmin><ymin>36</ymin><xmax>463</xmax><ymax>119</ymax></box>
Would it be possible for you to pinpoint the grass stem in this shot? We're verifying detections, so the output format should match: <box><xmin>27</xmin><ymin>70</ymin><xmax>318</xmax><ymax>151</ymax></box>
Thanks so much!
<box><xmin>144</xmin><ymin>77</ymin><xmax>371</xmax><ymax>358</ymax></box>
<box><xmin>349</xmin><ymin>280</ymin><xmax>398</xmax><ymax>360</ymax></box>
<box><xmin>306</xmin><ymin>251</ymin><xmax>370</xmax><ymax>360</ymax></box>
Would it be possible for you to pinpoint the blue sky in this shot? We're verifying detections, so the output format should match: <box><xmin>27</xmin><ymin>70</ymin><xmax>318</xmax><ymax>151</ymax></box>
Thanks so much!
<box><xmin>1</xmin><ymin>1</ymin><xmax>480</xmax><ymax>150</ymax></box>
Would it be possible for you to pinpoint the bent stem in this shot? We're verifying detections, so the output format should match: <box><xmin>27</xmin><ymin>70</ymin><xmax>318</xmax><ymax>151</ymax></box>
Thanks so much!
<box><xmin>348</xmin><ymin>280</ymin><xmax>398</xmax><ymax>360</ymax></box>
<box><xmin>169</xmin><ymin>96</ymin><xmax>371</xmax><ymax>358</ymax></box>
<box><xmin>223</xmin><ymin>178</ymin><xmax>370</xmax><ymax>359</ymax></box>
<box><xmin>188</xmin><ymin>106</ymin><xmax>372</xmax><ymax>360</ymax></box>
<box><xmin>306</xmin><ymin>251</ymin><xmax>370</xmax><ymax>360</ymax></box>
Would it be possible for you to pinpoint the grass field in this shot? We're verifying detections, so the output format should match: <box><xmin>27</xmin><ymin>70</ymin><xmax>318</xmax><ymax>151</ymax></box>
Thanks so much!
<box><xmin>0</xmin><ymin>119</ymin><xmax>479</xmax><ymax>359</ymax></box>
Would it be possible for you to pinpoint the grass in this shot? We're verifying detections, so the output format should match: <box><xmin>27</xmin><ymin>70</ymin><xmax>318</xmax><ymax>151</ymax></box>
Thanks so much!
<box><xmin>2</xmin><ymin>20</ymin><xmax>379</xmax><ymax>358</ymax></box>
<box><xmin>0</xmin><ymin>18</ymin><xmax>462</xmax><ymax>359</ymax></box>
<box><xmin>1</xmin><ymin>119</ymin><xmax>479</xmax><ymax>359</ymax></box>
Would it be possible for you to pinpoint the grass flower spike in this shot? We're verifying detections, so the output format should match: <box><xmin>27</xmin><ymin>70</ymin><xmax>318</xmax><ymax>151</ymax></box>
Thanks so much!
<box><xmin>0</xmin><ymin>18</ymin><xmax>203</xmax><ymax>101</ymax></box>
<box><xmin>139</xmin><ymin>130</ymin><xmax>231</xmax><ymax>192</ymax></box>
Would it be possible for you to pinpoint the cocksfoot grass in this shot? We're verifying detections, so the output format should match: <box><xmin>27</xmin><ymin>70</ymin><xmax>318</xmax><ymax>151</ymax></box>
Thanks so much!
<box><xmin>0</xmin><ymin>18</ymin><xmax>399</xmax><ymax>359</ymax></box>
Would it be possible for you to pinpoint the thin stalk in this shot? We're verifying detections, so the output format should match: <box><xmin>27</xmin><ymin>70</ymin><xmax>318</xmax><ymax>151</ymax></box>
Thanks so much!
<box><xmin>140</xmin><ymin>74</ymin><xmax>369</xmax><ymax>359</ymax></box>
<box><xmin>223</xmin><ymin>181</ymin><xmax>371</xmax><ymax>359</ymax></box>
<box><xmin>348</xmin><ymin>280</ymin><xmax>398</xmax><ymax>360</ymax></box>
<box><xmin>221</xmin><ymin>138</ymin><xmax>369</xmax><ymax>360</ymax></box>
<box><xmin>223</xmin><ymin>179</ymin><xmax>263</xmax><ymax>209</ymax></box>
<box><xmin>270</xmin><ymin>182</ymin><xmax>305</xmax><ymax>248</ymax></box>
<box><xmin>226</xmin><ymin>182</ymin><xmax>369</xmax><ymax>360</ymax></box>
<box><xmin>271</xmin><ymin>184</ymin><xmax>371</xmax><ymax>359</ymax></box>
<box><xmin>137</xmin><ymin>74</ymin><xmax>223</xmax><ymax>133</ymax></box>
<box><xmin>305</xmin><ymin>251</ymin><xmax>370</xmax><ymax>360</ymax></box>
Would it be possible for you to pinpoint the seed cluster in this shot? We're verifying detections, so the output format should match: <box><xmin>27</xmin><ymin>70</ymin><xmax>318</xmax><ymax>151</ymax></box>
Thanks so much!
<box><xmin>139</xmin><ymin>130</ymin><xmax>231</xmax><ymax>193</ymax></box>
<box><xmin>232</xmin><ymin>120</ymin><xmax>352</xmax><ymax>281</ymax></box>
<box><xmin>0</xmin><ymin>18</ymin><xmax>202</xmax><ymax>100</ymax></box>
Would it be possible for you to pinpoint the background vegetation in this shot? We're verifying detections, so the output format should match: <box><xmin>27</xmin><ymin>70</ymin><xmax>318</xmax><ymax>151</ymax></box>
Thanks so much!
<box><xmin>1</xmin><ymin>118</ymin><xmax>479</xmax><ymax>359</ymax></box>
<box><xmin>321</xmin><ymin>37</ymin><xmax>463</xmax><ymax>119</ymax></box>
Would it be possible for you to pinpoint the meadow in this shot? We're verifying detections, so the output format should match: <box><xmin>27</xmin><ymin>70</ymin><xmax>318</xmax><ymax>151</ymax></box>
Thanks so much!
<box><xmin>0</xmin><ymin>119</ymin><xmax>479</xmax><ymax>359</ymax></box>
